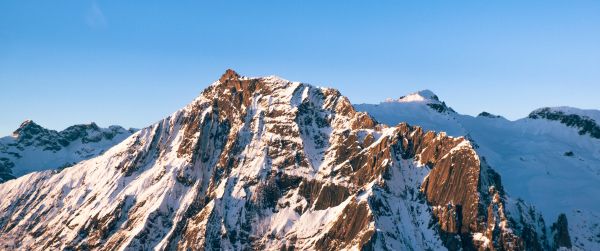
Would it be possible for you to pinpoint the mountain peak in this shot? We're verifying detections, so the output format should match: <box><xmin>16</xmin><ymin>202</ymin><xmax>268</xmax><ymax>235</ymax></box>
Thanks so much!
<box><xmin>12</xmin><ymin>119</ymin><xmax>44</xmax><ymax>137</ymax></box>
<box><xmin>61</xmin><ymin>122</ymin><xmax>101</xmax><ymax>134</ymax></box>
<box><xmin>415</xmin><ymin>89</ymin><xmax>438</xmax><ymax>100</ymax></box>
<box><xmin>219</xmin><ymin>69</ymin><xmax>241</xmax><ymax>82</ymax></box>
<box><xmin>477</xmin><ymin>111</ymin><xmax>502</xmax><ymax>119</ymax></box>
<box><xmin>19</xmin><ymin>119</ymin><xmax>37</xmax><ymax>127</ymax></box>
<box><xmin>385</xmin><ymin>89</ymin><xmax>440</xmax><ymax>104</ymax></box>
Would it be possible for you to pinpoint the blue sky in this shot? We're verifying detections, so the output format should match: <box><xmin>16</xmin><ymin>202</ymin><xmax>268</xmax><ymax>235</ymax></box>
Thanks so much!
<box><xmin>1</xmin><ymin>1</ymin><xmax>599</xmax><ymax>135</ymax></box>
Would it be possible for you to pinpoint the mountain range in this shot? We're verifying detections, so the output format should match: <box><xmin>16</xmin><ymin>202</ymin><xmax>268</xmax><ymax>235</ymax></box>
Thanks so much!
<box><xmin>355</xmin><ymin>91</ymin><xmax>600</xmax><ymax>250</ymax></box>
<box><xmin>0</xmin><ymin>70</ymin><xmax>598</xmax><ymax>250</ymax></box>
<box><xmin>0</xmin><ymin>121</ymin><xmax>135</xmax><ymax>182</ymax></box>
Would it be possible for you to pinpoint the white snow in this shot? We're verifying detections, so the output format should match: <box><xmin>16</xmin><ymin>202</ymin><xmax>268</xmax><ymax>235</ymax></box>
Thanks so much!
<box><xmin>385</xmin><ymin>90</ymin><xmax>439</xmax><ymax>103</ymax></box>
<box><xmin>473</xmin><ymin>232</ymin><xmax>490</xmax><ymax>247</ymax></box>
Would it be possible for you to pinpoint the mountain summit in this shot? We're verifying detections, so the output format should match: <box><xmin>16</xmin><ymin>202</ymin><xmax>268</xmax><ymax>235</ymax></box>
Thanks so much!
<box><xmin>11</xmin><ymin>119</ymin><xmax>49</xmax><ymax>138</ymax></box>
<box><xmin>219</xmin><ymin>68</ymin><xmax>242</xmax><ymax>82</ymax></box>
<box><xmin>384</xmin><ymin>89</ymin><xmax>440</xmax><ymax>103</ymax></box>
<box><xmin>0</xmin><ymin>71</ymin><xmax>581</xmax><ymax>250</ymax></box>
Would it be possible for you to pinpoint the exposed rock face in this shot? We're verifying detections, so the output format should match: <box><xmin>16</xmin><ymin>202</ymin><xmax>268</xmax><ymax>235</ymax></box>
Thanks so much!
<box><xmin>0</xmin><ymin>121</ymin><xmax>136</xmax><ymax>182</ymax></box>
<box><xmin>427</xmin><ymin>102</ymin><xmax>455</xmax><ymax>114</ymax></box>
<box><xmin>551</xmin><ymin>214</ymin><xmax>572</xmax><ymax>250</ymax></box>
<box><xmin>477</xmin><ymin>112</ymin><xmax>501</xmax><ymax>119</ymax></box>
<box><xmin>0</xmin><ymin>70</ymin><xmax>548</xmax><ymax>250</ymax></box>
<box><xmin>0</xmin><ymin>159</ymin><xmax>15</xmax><ymax>181</ymax></box>
<box><xmin>529</xmin><ymin>107</ymin><xmax>600</xmax><ymax>139</ymax></box>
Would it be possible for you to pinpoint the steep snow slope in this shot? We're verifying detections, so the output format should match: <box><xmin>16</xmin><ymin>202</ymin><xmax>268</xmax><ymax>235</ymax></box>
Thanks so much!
<box><xmin>0</xmin><ymin>70</ymin><xmax>546</xmax><ymax>250</ymax></box>
<box><xmin>0</xmin><ymin>120</ymin><xmax>135</xmax><ymax>182</ymax></box>
<box><xmin>356</xmin><ymin>90</ymin><xmax>465</xmax><ymax>136</ymax></box>
<box><xmin>355</xmin><ymin>91</ymin><xmax>600</xmax><ymax>250</ymax></box>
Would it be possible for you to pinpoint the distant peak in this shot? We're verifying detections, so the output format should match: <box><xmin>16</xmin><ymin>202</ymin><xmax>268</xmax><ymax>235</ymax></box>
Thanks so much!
<box><xmin>415</xmin><ymin>90</ymin><xmax>439</xmax><ymax>100</ymax></box>
<box><xmin>64</xmin><ymin>122</ymin><xmax>100</xmax><ymax>131</ymax></box>
<box><xmin>87</xmin><ymin>122</ymin><xmax>99</xmax><ymax>129</ymax></box>
<box><xmin>219</xmin><ymin>69</ymin><xmax>241</xmax><ymax>82</ymax></box>
<box><xmin>18</xmin><ymin>119</ymin><xmax>42</xmax><ymax>129</ymax></box>
<box><xmin>528</xmin><ymin>107</ymin><xmax>600</xmax><ymax>122</ymax></box>
<box><xmin>529</xmin><ymin>107</ymin><xmax>600</xmax><ymax>139</ymax></box>
<box><xmin>19</xmin><ymin>119</ymin><xmax>36</xmax><ymax>127</ymax></box>
<box><xmin>477</xmin><ymin>112</ymin><xmax>501</xmax><ymax>119</ymax></box>
<box><xmin>385</xmin><ymin>89</ymin><xmax>441</xmax><ymax>104</ymax></box>
<box><xmin>12</xmin><ymin>120</ymin><xmax>45</xmax><ymax>137</ymax></box>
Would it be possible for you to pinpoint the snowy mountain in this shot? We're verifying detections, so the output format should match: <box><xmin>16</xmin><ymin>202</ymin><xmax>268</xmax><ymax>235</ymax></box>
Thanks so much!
<box><xmin>0</xmin><ymin>70</ymin><xmax>589</xmax><ymax>250</ymax></box>
<box><xmin>355</xmin><ymin>91</ymin><xmax>600</xmax><ymax>250</ymax></box>
<box><xmin>0</xmin><ymin>120</ymin><xmax>135</xmax><ymax>182</ymax></box>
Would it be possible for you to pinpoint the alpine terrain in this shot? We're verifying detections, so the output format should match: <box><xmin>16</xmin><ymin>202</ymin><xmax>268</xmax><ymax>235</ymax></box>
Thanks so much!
<box><xmin>355</xmin><ymin>91</ymin><xmax>600</xmax><ymax>250</ymax></box>
<box><xmin>0</xmin><ymin>70</ymin><xmax>595</xmax><ymax>250</ymax></box>
<box><xmin>0</xmin><ymin>121</ymin><xmax>135</xmax><ymax>183</ymax></box>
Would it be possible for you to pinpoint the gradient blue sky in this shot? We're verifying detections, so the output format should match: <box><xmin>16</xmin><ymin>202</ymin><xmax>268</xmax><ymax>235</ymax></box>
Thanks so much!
<box><xmin>1</xmin><ymin>1</ymin><xmax>599</xmax><ymax>135</ymax></box>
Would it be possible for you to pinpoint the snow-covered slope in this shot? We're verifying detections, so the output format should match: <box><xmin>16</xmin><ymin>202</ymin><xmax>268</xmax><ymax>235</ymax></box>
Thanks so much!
<box><xmin>356</xmin><ymin>90</ymin><xmax>465</xmax><ymax>136</ymax></box>
<box><xmin>0</xmin><ymin>70</ymin><xmax>553</xmax><ymax>250</ymax></box>
<box><xmin>0</xmin><ymin>120</ymin><xmax>135</xmax><ymax>182</ymax></box>
<box><xmin>356</xmin><ymin>91</ymin><xmax>600</xmax><ymax>250</ymax></box>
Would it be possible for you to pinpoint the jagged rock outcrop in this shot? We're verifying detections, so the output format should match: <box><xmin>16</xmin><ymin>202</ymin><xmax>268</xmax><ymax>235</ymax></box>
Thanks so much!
<box><xmin>477</xmin><ymin>112</ymin><xmax>502</xmax><ymax>119</ymax></box>
<box><xmin>0</xmin><ymin>70</ymin><xmax>549</xmax><ymax>250</ymax></box>
<box><xmin>551</xmin><ymin>214</ymin><xmax>572</xmax><ymax>250</ymax></box>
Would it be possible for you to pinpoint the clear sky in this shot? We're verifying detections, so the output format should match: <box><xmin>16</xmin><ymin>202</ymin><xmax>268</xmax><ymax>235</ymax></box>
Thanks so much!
<box><xmin>1</xmin><ymin>1</ymin><xmax>599</xmax><ymax>135</ymax></box>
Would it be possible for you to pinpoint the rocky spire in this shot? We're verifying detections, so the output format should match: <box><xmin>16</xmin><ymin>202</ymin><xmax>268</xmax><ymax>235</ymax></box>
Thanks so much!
<box><xmin>219</xmin><ymin>69</ymin><xmax>241</xmax><ymax>83</ymax></box>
